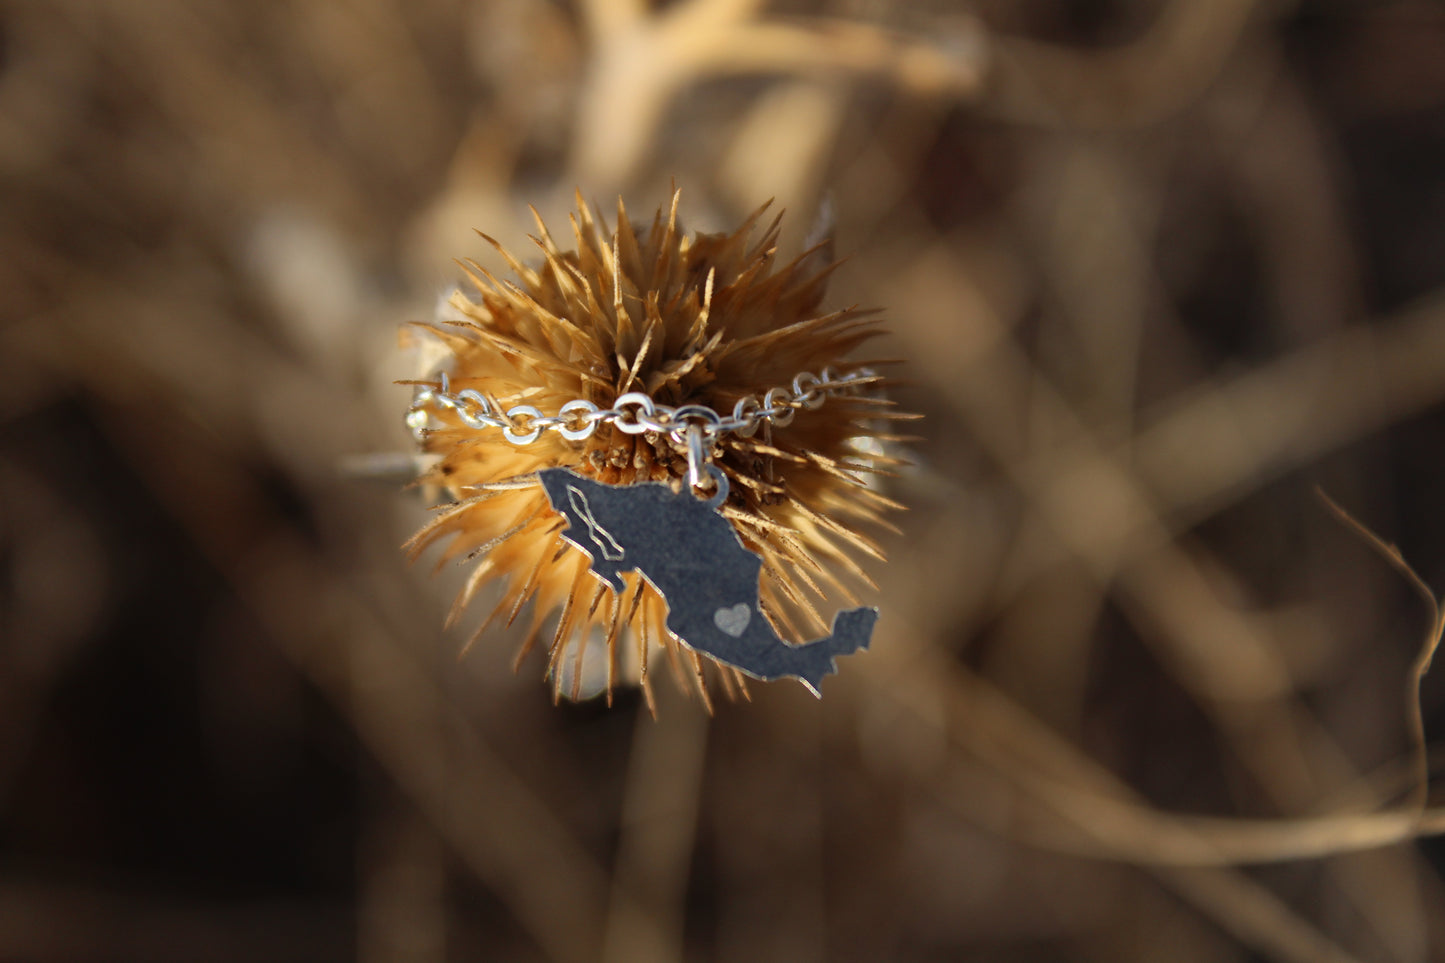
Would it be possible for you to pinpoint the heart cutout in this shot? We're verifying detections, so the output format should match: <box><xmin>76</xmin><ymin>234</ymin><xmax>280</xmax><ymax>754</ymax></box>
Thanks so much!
<box><xmin>713</xmin><ymin>603</ymin><xmax>751</xmax><ymax>638</ymax></box>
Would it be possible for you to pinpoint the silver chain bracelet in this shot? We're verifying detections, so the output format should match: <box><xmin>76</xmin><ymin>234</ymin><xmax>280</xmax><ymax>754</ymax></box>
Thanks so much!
<box><xmin>405</xmin><ymin>365</ymin><xmax>880</xmax><ymax>450</ymax></box>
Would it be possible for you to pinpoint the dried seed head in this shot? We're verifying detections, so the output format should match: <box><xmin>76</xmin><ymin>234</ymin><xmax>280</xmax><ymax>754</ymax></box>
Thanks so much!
<box><xmin>404</xmin><ymin>191</ymin><xmax>905</xmax><ymax>707</ymax></box>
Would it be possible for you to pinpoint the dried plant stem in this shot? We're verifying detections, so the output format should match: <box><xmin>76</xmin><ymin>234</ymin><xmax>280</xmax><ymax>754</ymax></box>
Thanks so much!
<box><xmin>601</xmin><ymin>685</ymin><xmax>710</xmax><ymax>963</ymax></box>
<box><xmin>985</xmin><ymin>0</ymin><xmax>1259</xmax><ymax>127</ymax></box>
<box><xmin>875</xmin><ymin>639</ymin><xmax>1445</xmax><ymax>867</ymax></box>
<box><xmin>893</xmin><ymin>248</ymin><xmax>1436</xmax><ymax>956</ymax></box>
<box><xmin>869</xmin><ymin>639</ymin><xmax>1430</xmax><ymax>962</ymax></box>
<box><xmin>574</xmin><ymin>0</ymin><xmax>986</xmax><ymax>186</ymax></box>
<box><xmin>1316</xmin><ymin>490</ymin><xmax>1444</xmax><ymax>812</ymax></box>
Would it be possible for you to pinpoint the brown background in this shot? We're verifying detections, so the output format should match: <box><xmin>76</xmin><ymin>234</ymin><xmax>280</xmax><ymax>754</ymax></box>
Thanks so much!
<box><xmin>4</xmin><ymin>1</ymin><xmax>1445</xmax><ymax>960</ymax></box>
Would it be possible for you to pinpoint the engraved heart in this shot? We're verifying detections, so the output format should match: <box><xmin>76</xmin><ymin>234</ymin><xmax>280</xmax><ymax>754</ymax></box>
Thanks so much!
<box><xmin>713</xmin><ymin>603</ymin><xmax>751</xmax><ymax>638</ymax></box>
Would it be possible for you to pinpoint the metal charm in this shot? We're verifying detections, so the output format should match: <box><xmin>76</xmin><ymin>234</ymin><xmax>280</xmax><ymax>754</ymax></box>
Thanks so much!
<box><xmin>538</xmin><ymin>467</ymin><xmax>877</xmax><ymax>695</ymax></box>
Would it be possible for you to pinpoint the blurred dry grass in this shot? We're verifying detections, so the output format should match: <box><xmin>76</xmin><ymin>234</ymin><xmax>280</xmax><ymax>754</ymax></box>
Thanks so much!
<box><xmin>3</xmin><ymin>0</ymin><xmax>1445</xmax><ymax>960</ymax></box>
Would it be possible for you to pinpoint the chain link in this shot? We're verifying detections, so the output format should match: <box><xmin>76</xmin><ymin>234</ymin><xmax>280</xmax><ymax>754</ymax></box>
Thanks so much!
<box><xmin>406</xmin><ymin>366</ymin><xmax>880</xmax><ymax>447</ymax></box>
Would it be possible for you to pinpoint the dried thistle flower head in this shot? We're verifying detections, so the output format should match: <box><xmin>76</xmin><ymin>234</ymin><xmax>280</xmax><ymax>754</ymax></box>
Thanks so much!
<box><xmin>404</xmin><ymin>191</ymin><xmax>906</xmax><ymax>708</ymax></box>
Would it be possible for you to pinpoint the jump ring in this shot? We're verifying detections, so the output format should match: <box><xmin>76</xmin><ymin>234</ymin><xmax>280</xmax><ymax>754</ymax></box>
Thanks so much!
<box><xmin>793</xmin><ymin>372</ymin><xmax>825</xmax><ymax>410</ymax></box>
<box><xmin>502</xmin><ymin>404</ymin><xmax>543</xmax><ymax>445</ymax></box>
<box><xmin>613</xmin><ymin>391</ymin><xmax>655</xmax><ymax>435</ymax></box>
<box><xmin>671</xmin><ymin>404</ymin><xmax>723</xmax><ymax>426</ymax></box>
<box><xmin>731</xmin><ymin>397</ymin><xmax>761</xmax><ymax>437</ymax></box>
<box><xmin>637</xmin><ymin>409</ymin><xmax>673</xmax><ymax>434</ymax></box>
<box><xmin>763</xmin><ymin>388</ymin><xmax>796</xmax><ymax>427</ymax></box>
<box><xmin>558</xmin><ymin>400</ymin><xmax>599</xmax><ymax>441</ymax></box>
<box><xmin>670</xmin><ymin>404</ymin><xmax>723</xmax><ymax>442</ymax></box>
<box><xmin>696</xmin><ymin>464</ymin><xmax>729</xmax><ymax>510</ymax></box>
<box><xmin>455</xmin><ymin>389</ymin><xmax>494</xmax><ymax>430</ymax></box>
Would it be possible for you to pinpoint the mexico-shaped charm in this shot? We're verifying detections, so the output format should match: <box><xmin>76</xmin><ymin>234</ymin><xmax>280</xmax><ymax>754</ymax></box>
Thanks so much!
<box><xmin>537</xmin><ymin>466</ymin><xmax>876</xmax><ymax>695</ymax></box>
